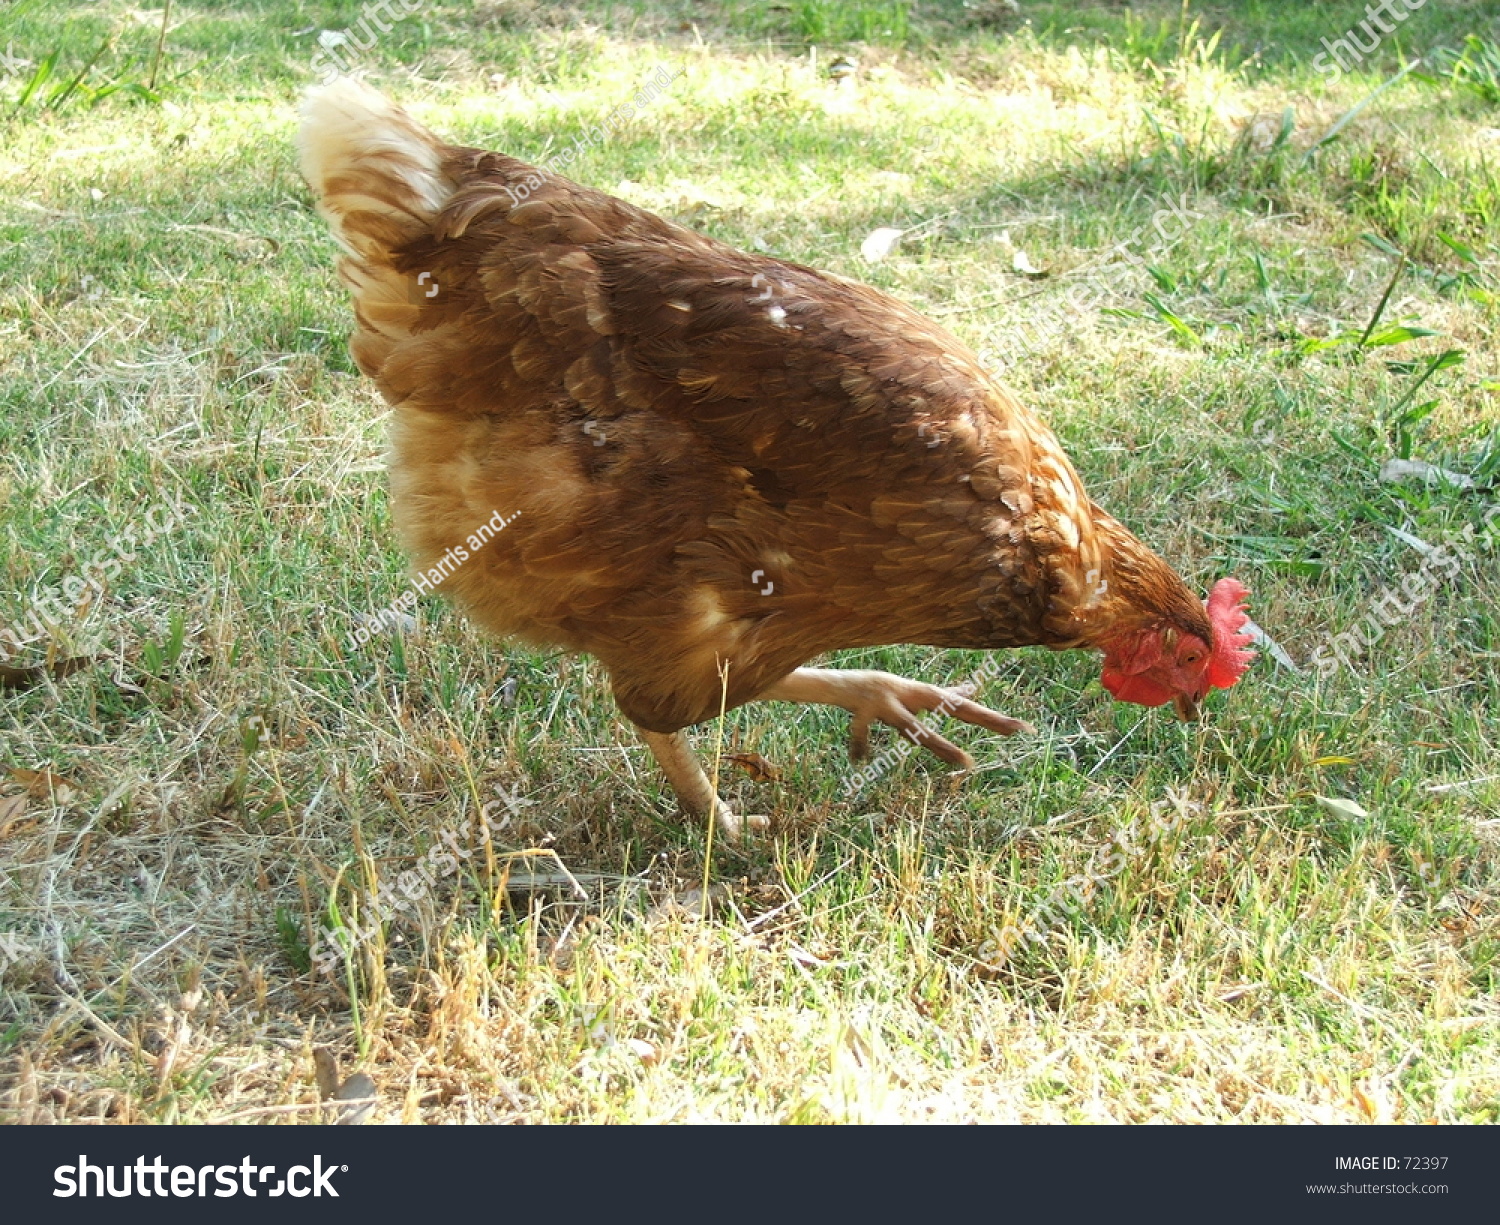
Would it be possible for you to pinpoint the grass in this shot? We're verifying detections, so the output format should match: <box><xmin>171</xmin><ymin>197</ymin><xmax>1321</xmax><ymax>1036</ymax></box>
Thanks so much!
<box><xmin>1</xmin><ymin>0</ymin><xmax>1497</xmax><ymax>1124</ymax></box>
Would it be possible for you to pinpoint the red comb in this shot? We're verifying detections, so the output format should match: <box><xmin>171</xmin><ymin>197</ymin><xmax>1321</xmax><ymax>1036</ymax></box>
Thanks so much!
<box><xmin>1205</xmin><ymin>578</ymin><xmax>1255</xmax><ymax>690</ymax></box>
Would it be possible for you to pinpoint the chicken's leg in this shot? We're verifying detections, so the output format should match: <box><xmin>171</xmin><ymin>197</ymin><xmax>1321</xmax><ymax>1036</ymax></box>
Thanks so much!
<box><xmin>760</xmin><ymin>667</ymin><xmax>1032</xmax><ymax>766</ymax></box>
<box><xmin>638</xmin><ymin>669</ymin><xmax>1028</xmax><ymax>841</ymax></box>
<box><xmin>636</xmin><ymin>727</ymin><xmax>768</xmax><ymax>842</ymax></box>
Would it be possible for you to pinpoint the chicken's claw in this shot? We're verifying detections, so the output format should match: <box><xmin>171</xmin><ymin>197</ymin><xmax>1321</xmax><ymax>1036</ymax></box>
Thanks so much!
<box><xmin>713</xmin><ymin>802</ymin><xmax>770</xmax><ymax>842</ymax></box>
<box><xmin>763</xmin><ymin>668</ymin><xmax>1033</xmax><ymax>770</ymax></box>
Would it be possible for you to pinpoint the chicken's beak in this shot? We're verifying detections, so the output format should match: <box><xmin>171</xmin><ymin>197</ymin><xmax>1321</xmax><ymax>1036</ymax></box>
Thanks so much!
<box><xmin>1173</xmin><ymin>693</ymin><xmax>1200</xmax><ymax>722</ymax></box>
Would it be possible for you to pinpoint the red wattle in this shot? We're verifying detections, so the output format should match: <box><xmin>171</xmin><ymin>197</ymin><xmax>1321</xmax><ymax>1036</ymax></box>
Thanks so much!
<box><xmin>1102</xmin><ymin>669</ymin><xmax>1175</xmax><ymax>707</ymax></box>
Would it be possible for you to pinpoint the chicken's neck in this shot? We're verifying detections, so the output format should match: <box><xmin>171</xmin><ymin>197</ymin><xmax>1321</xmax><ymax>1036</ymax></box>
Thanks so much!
<box><xmin>1041</xmin><ymin>505</ymin><xmax>1212</xmax><ymax>651</ymax></box>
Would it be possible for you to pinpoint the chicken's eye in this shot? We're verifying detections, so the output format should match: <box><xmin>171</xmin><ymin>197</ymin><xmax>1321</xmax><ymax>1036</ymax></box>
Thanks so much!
<box><xmin>1182</xmin><ymin>651</ymin><xmax>1202</xmax><ymax>665</ymax></box>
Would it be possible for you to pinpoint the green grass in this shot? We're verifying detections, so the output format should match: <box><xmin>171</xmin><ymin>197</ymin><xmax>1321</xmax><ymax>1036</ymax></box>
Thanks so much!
<box><xmin>0</xmin><ymin>1</ymin><xmax>1497</xmax><ymax>1123</ymax></box>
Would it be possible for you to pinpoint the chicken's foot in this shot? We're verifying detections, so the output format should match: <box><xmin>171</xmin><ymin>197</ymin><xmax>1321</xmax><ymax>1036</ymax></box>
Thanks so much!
<box><xmin>760</xmin><ymin>667</ymin><xmax>1032</xmax><ymax>767</ymax></box>
<box><xmin>636</xmin><ymin>727</ymin><xmax>768</xmax><ymax>843</ymax></box>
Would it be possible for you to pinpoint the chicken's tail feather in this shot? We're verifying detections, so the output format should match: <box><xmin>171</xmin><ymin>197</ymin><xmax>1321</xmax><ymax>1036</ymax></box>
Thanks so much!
<box><xmin>298</xmin><ymin>79</ymin><xmax>451</xmax><ymax>266</ymax></box>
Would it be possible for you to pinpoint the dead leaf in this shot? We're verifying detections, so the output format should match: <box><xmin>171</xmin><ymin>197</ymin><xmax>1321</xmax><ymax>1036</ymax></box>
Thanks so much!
<box><xmin>0</xmin><ymin>793</ymin><xmax>29</xmax><ymax>838</ymax></box>
<box><xmin>1385</xmin><ymin>524</ymin><xmax>1437</xmax><ymax>555</ymax></box>
<box><xmin>1379</xmin><ymin>458</ymin><xmax>1474</xmax><ymax>489</ymax></box>
<box><xmin>1216</xmin><ymin>983</ymin><xmax>1262</xmax><ymax>1003</ymax></box>
<box><xmin>725</xmin><ymin>751</ymin><xmax>781</xmax><ymax>782</ymax></box>
<box><xmin>622</xmin><ymin>1038</ymin><xmax>657</xmax><ymax>1064</ymax></box>
<box><xmin>1315</xmin><ymin>795</ymin><xmax>1369</xmax><ymax>821</ymax></box>
<box><xmin>11</xmin><ymin>769</ymin><xmax>82</xmax><ymax>803</ymax></box>
<box><xmin>312</xmin><ymin>1046</ymin><xmax>340</xmax><ymax>1101</ymax></box>
<box><xmin>650</xmin><ymin>883</ymin><xmax>732</xmax><ymax>921</ymax></box>
<box><xmin>0</xmin><ymin>655</ymin><xmax>94</xmax><ymax>691</ymax></box>
<box><xmin>860</xmin><ymin>226</ymin><xmax>905</xmax><ymax>262</ymax></box>
<box><xmin>333</xmin><ymin>1072</ymin><xmax>377</xmax><ymax>1125</ymax></box>
<box><xmin>1011</xmin><ymin>248</ymin><xmax>1046</xmax><ymax>277</ymax></box>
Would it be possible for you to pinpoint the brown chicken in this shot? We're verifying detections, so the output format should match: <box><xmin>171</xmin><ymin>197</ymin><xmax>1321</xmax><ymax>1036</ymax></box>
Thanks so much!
<box><xmin>299</xmin><ymin>80</ymin><xmax>1253</xmax><ymax>838</ymax></box>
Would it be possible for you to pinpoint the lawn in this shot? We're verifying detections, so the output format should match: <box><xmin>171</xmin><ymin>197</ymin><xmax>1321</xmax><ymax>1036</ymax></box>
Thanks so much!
<box><xmin>1</xmin><ymin>0</ymin><xmax>1497</xmax><ymax>1123</ymax></box>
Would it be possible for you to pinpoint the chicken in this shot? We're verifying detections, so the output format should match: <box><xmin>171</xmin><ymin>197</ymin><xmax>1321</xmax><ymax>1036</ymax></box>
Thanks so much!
<box><xmin>298</xmin><ymin>80</ymin><xmax>1254</xmax><ymax>838</ymax></box>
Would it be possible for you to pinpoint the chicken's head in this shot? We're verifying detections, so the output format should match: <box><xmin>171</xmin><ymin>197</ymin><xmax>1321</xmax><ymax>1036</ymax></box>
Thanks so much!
<box><xmin>1100</xmin><ymin>579</ymin><xmax>1255</xmax><ymax>720</ymax></box>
